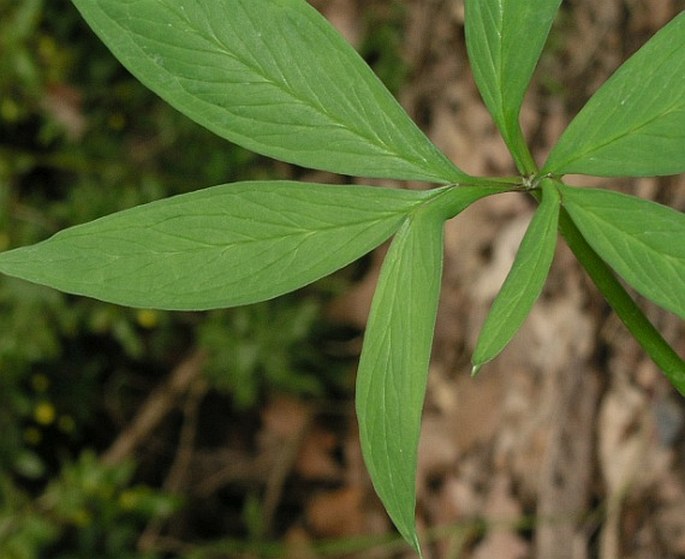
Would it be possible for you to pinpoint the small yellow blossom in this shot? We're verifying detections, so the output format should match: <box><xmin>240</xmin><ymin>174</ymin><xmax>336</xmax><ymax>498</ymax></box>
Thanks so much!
<box><xmin>136</xmin><ymin>309</ymin><xmax>159</xmax><ymax>329</ymax></box>
<box><xmin>34</xmin><ymin>402</ymin><xmax>56</xmax><ymax>426</ymax></box>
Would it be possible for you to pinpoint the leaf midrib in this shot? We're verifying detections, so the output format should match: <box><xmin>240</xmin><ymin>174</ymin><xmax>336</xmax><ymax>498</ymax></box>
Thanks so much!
<box><xmin>53</xmin><ymin>210</ymin><xmax>411</xmax><ymax>255</ymax></box>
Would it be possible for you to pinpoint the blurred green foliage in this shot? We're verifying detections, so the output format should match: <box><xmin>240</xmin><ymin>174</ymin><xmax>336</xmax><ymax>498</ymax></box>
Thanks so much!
<box><xmin>1</xmin><ymin>452</ymin><xmax>179</xmax><ymax>559</ymax></box>
<box><xmin>359</xmin><ymin>2</ymin><xmax>408</xmax><ymax>95</ymax></box>
<box><xmin>200</xmin><ymin>297</ymin><xmax>351</xmax><ymax>409</ymax></box>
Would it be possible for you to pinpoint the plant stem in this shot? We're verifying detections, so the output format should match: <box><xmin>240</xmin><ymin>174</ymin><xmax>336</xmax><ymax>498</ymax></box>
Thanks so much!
<box><xmin>558</xmin><ymin>208</ymin><xmax>685</xmax><ymax>395</ymax></box>
<box><xmin>431</xmin><ymin>184</ymin><xmax>512</xmax><ymax>221</ymax></box>
<box><xmin>506</xmin><ymin>122</ymin><xmax>538</xmax><ymax>177</ymax></box>
<box><xmin>456</xmin><ymin>175</ymin><xmax>523</xmax><ymax>188</ymax></box>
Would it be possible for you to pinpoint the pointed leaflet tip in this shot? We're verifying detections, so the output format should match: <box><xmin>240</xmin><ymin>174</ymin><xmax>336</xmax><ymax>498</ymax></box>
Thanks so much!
<box><xmin>414</xmin><ymin>533</ymin><xmax>424</xmax><ymax>558</ymax></box>
<box><xmin>471</xmin><ymin>363</ymin><xmax>482</xmax><ymax>378</ymax></box>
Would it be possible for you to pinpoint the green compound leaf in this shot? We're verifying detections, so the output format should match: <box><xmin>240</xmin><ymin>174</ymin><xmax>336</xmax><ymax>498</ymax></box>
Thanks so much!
<box><xmin>355</xmin><ymin>211</ymin><xmax>444</xmax><ymax>556</ymax></box>
<box><xmin>0</xmin><ymin>181</ymin><xmax>437</xmax><ymax>310</ymax></box>
<box><xmin>472</xmin><ymin>180</ymin><xmax>560</xmax><ymax>372</ymax></box>
<box><xmin>71</xmin><ymin>0</ymin><xmax>466</xmax><ymax>184</ymax></box>
<box><xmin>544</xmin><ymin>12</ymin><xmax>685</xmax><ymax>177</ymax></box>
<box><xmin>465</xmin><ymin>0</ymin><xmax>562</xmax><ymax>174</ymax></box>
<box><xmin>560</xmin><ymin>185</ymin><xmax>685</xmax><ymax>320</ymax></box>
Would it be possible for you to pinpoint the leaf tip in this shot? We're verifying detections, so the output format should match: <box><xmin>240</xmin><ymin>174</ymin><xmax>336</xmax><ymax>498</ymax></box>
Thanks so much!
<box><xmin>471</xmin><ymin>363</ymin><xmax>482</xmax><ymax>378</ymax></box>
<box><xmin>411</xmin><ymin>532</ymin><xmax>424</xmax><ymax>558</ymax></box>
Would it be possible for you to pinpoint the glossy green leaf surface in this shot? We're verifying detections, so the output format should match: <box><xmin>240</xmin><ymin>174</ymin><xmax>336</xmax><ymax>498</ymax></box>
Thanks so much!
<box><xmin>465</xmin><ymin>0</ymin><xmax>561</xmax><ymax>174</ymax></box>
<box><xmin>544</xmin><ymin>12</ymin><xmax>685</xmax><ymax>177</ymax></box>
<box><xmin>473</xmin><ymin>180</ymin><xmax>560</xmax><ymax>371</ymax></box>
<box><xmin>71</xmin><ymin>0</ymin><xmax>466</xmax><ymax>183</ymax></box>
<box><xmin>355</xmin><ymin>209</ymin><xmax>444</xmax><ymax>555</ymax></box>
<box><xmin>0</xmin><ymin>181</ymin><xmax>435</xmax><ymax>310</ymax></box>
<box><xmin>561</xmin><ymin>186</ymin><xmax>685</xmax><ymax>319</ymax></box>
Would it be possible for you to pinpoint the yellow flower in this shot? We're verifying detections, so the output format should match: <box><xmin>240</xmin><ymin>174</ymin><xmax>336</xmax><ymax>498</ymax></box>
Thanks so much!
<box><xmin>34</xmin><ymin>402</ymin><xmax>56</xmax><ymax>426</ymax></box>
<box><xmin>136</xmin><ymin>309</ymin><xmax>159</xmax><ymax>329</ymax></box>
